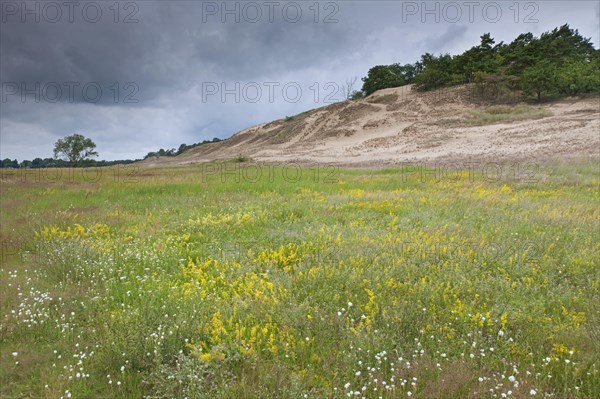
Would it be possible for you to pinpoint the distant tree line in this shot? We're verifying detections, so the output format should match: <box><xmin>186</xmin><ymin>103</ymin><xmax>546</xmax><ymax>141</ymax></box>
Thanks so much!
<box><xmin>359</xmin><ymin>24</ymin><xmax>599</xmax><ymax>101</ymax></box>
<box><xmin>142</xmin><ymin>138</ymin><xmax>222</xmax><ymax>160</ymax></box>
<box><xmin>1</xmin><ymin>137</ymin><xmax>222</xmax><ymax>168</ymax></box>
<box><xmin>0</xmin><ymin>157</ymin><xmax>137</xmax><ymax>169</ymax></box>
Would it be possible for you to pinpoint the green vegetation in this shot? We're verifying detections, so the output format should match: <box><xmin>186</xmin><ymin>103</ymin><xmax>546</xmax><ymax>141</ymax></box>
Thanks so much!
<box><xmin>144</xmin><ymin>137</ymin><xmax>223</xmax><ymax>160</ymax></box>
<box><xmin>361</xmin><ymin>64</ymin><xmax>421</xmax><ymax>97</ymax></box>
<box><xmin>233</xmin><ymin>154</ymin><xmax>250</xmax><ymax>163</ymax></box>
<box><xmin>53</xmin><ymin>134</ymin><xmax>98</xmax><ymax>166</ymax></box>
<box><xmin>465</xmin><ymin>105</ymin><xmax>552</xmax><ymax>126</ymax></box>
<box><xmin>285</xmin><ymin>109</ymin><xmax>315</xmax><ymax>122</ymax></box>
<box><xmin>1</xmin><ymin>161</ymin><xmax>598</xmax><ymax>398</ymax></box>
<box><xmin>367</xmin><ymin>94</ymin><xmax>399</xmax><ymax>104</ymax></box>
<box><xmin>0</xmin><ymin>138</ymin><xmax>224</xmax><ymax>169</ymax></box>
<box><xmin>360</xmin><ymin>25</ymin><xmax>600</xmax><ymax>100</ymax></box>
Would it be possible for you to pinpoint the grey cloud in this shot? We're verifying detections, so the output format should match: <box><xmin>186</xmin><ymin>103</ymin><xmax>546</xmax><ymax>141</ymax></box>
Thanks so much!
<box><xmin>423</xmin><ymin>24</ymin><xmax>469</xmax><ymax>54</ymax></box>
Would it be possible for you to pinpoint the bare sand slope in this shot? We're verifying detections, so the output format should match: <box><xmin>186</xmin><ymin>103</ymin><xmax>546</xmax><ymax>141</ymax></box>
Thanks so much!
<box><xmin>143</xmin><ymin>84</ymin><xmax>599</xmax><ymax>167</ymax></box>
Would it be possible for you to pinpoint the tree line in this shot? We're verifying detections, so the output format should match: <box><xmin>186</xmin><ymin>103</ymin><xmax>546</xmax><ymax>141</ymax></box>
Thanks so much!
<box><xmin>358</xmin><ymin>24</ymin><xmax>599</xmax><ymax>101</ymax></box>
<box><xmin>1</xmin><ymin>137</ymin><xmax>222</xmax><ymax>168</ymax></box>
<box><xmin>143</xmin><ymin>138</ymin><xmax>222</xmax><ymax>160</ymax></box>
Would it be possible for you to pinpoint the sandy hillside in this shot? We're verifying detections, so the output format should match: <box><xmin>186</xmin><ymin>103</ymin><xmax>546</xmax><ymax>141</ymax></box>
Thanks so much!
<box><xmin>143</xmin><ymin>84</ymin><xmax>600</xmax><ymax>167</ymax></box>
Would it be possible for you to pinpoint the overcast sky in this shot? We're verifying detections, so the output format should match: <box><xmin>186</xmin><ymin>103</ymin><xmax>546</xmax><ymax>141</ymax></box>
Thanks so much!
<box><xmin>1</xmin><ymin>0</ymin><xmax>598</xmax><ymax>161</ymax></box>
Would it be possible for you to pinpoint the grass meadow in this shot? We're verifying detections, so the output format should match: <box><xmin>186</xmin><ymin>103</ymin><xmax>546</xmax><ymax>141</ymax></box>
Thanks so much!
<box><xmin>1</xmin><ymin>160</ymin><xmax>598</xmax><ymax>398</ymax></box>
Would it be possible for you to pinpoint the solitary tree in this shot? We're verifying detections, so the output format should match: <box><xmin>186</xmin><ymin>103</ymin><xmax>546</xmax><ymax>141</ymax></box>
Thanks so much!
<box><xmin>53</xmin><ymin>134</ymin><xmax>98</xmax><ymax>165</ymax></box>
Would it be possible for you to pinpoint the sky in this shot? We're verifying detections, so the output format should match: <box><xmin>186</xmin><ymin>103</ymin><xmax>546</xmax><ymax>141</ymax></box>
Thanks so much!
<box><xmin>1</xmin><ymin>0</ymin><xmax>599</xmax><ymax>161</ymax></box>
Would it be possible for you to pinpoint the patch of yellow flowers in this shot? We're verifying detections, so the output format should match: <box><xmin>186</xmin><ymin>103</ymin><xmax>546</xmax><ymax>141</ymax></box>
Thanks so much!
<box><xmin>36</xmin><ymin>223</ymin><xmax>111</xmax><ymax>240</ymax></box>
<box><xmin>179</xmin><ymin>257</ymin><xmax>286</xmax><ymax>304</ymax></box>
<box><xmin>187</xmin><ymin>311</ymin><xmax>297</xmax><ymax>363</ymax></box>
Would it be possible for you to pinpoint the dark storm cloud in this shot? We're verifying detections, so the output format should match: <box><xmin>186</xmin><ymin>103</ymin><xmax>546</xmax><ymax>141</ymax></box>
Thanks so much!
<box><xmin>1</xmin><ymin>1</ymin><xmax>356</xmax><ymax>105</ymax></box>
<box><xmin>1</xmin><ymin>1</ymin><xmax>599</xmax><ymax>160</ymax></box>
<box><xmin>423</xmin><ymin>25</ymin><xmax>469</xmax><ymax>54</ymax></box>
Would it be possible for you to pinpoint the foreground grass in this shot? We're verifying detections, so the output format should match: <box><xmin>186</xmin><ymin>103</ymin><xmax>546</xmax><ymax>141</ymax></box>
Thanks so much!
<box><xmin>1</xmin><ymin>160</ymin><xmax>598</xmax><ymax>398</ymax></box>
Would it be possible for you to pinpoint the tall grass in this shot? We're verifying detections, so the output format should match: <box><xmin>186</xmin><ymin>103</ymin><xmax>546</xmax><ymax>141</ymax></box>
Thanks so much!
<box><xmin>1</xmin><ymin>160</ymin><xmax>598</xmax><ymax>398</ymax></box>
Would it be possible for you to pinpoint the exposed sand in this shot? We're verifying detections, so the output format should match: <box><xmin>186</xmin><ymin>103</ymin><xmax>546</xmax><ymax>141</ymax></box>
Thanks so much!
<box><xmin>143</xmin><ymin>84</ymin><xmax>600</xmax><ymax>167</ymax></box>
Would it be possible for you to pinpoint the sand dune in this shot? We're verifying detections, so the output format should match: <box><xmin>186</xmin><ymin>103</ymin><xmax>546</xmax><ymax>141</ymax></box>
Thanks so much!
<box><xmin>143</xmin><ymin>84</ymin><xmax>600</xmax><ymax>167</ymax></box>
